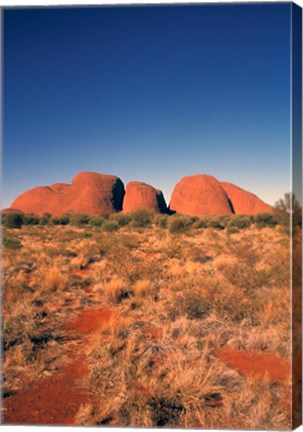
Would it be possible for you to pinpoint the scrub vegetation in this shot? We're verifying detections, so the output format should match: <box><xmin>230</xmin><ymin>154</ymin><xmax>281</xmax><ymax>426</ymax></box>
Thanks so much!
<box><xmin>1</xmin><ymin>207</ymin><xmax>299</xmax><ymax>429</ymax></box>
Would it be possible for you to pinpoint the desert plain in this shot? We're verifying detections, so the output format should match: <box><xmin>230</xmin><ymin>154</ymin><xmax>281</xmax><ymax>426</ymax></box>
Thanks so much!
<box><xmin>2</xmin><ymin>201</ymin><xmax>301</xmax><ymax>429</ymax></box>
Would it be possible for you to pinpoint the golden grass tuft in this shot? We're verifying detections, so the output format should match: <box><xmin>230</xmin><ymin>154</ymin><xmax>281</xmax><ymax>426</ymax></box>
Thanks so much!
<box><xmin>40</xmin><ymin>266</ymin><xmax>68</xmax><ymax>292</ymax></box>
<box><xmin>133</xmin><ymin>279</ymin><xmax>152</xmax><ymax>298</ymax></box>
<box><xmin>103</xmin><ymin>277</ymin><xmax>129</xmax><ymax>303</ymax></box>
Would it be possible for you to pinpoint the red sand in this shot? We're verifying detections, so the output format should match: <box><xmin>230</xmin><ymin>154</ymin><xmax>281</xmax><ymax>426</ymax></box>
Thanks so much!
<box><xmin>3</xmin><ymin>359</ymin><xmax>89</xmax><ymax>425</ymax></box>
<box><xmin>67</xmin><ymin>308</ymin><xmax>116</xmax><ymax>335</ymax></box>
<box><xmin>215</xmin><ymin>347</ymin><xmax>289</xmax><ymax>382</ymax></box>
<box><xmin>3</xmin><ymin>308</ymin><xmax>118</xmax><ymax>426</ymax></box>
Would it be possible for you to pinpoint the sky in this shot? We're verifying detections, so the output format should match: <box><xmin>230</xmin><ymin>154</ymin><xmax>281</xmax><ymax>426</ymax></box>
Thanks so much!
<box><xmin>2</xmin><ymin>3</ymin><xmax>291</xmax><ymax>208</ymax></box>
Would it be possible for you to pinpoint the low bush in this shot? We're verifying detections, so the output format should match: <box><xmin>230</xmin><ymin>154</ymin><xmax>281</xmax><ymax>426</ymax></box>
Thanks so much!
<box><xmin>228</xmin><ymin>215</ymin><xmax>251</xmax><ymax>230</ymax></box>
<box><xmin>254</xmin><ymin>212</ymin><xmax>279</xmax><ymax>228</ymax></box>
<box><xmin>23</xmin><ymin>214</ymin><xmax>40</xmax><ymax>225</ymax></box>
<box><xmin>102</xmin><ymin>220</ymin><xmax>119</xmax><ymax>232</ymax></box>
<box><xmin>154</xmin><ymin>214</ymin><xmax>168</xmax><ymax>228</ymax></box>
<box><xmin>69</xmin><ymin>213</ymin><xmax>89</xmax><ymax>226</ymax></box>
<box><xmin>110</xmin><ymin>213</ymin><xmax>131</xmax><ymax>227</ymax></box>
<box><xmin>192</xmin><ymin>218</ymin><xmax>208</xmax><ymax>229</ymax></box>
<box><xmin>50</xmin><ymin>215</ymin><xmax>70</xmax><ymax>225</ymax></box>
<box><xmin>205</xmin><ymin>216</ymin><xmax>226</xmax><ymax>230</ymax></box>
<box><xmin>3</xmin><ymin>235</ymin><xmax>22</xmax><ymax>249</ymax></box>
<box><xmin>129</xmin><ymin>209</ymin><xmax>153</xmax><ymax>228</ymax></box>
<box><xmin>226</xmin><ymin>226</ymin><xmax>240</xmax><ymax>234</ymax></box>
<box><xmin>39</xmin><ymin>213</ymin><xmax>51</xmax><ymax>225</ymax></box>
<box><xmin>4</xmin><ymin>212</ymin><xmax>23</xmax><ymax>229</ymax></box>
<box><xmin>89</xmin><ymin>216</ymin><xmax>105</xmax><ymax>227</ymax></box>
<box><xmin>168</xmin><ymin>215</ymin><xmax>194</xmax><ymax>234</ymax></box>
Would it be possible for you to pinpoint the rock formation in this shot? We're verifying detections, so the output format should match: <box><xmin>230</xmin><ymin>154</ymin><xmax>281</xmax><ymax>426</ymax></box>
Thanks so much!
<box><xmin>1</xmin><ymin>208</ymin><xmax>24</xmax><ymax>214</ymax></box>
<box><xmin>123</xmin><ymin>181</ymin><xmax>167</xmax><ymax>213</ymax></box>
<box><xmin>169</xmin><ymin>174</ymin><xmax>234</xmax><ymax>217</ymax></box>
<box><xmin>7</xmin><ymin>171</ymin><xmax>273</xmax><ymax>217</ymax></box>
<box><xmin>220</xmin><ymin>181</ymin><xmax>272</xmax><ymax>215</ymax></box>
<box><xmin>10</xmin><ymin>172</ymin><xmax>125</xmax><ymax>216</ymax></box>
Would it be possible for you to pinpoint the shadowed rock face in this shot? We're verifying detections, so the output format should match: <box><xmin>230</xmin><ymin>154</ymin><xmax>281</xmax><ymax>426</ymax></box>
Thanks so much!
<box><xmin>169</xmin><ymin>174</ymin><xmax>234</xmax><ymax>217</ymax></box>
<box><xmin>10</xmin><ymin>172</ymin><xmax>125</xmax><ymax>216</ymax></box>
<box><xmin>220</xmin><ymin>181</ymin><xmax>272</xmax><ymax>215</ymax></box>
<box><xmin>123</xmin><ymin>181</ymin><xmax>167</xmax><ymax>213</ymax></box>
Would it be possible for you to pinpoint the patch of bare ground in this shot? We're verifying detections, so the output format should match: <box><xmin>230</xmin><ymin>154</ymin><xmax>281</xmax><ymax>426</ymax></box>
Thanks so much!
<box><xmin>3</xmin><ymin>307</ymin><xmax>119</xmax><ymax>425</ymax></box>
<box><xmin>214</xmin><ymin>347</ymin><xmax>289</xmax><ymax>382</ymax></box>
<box><xmin>3</xmin><ymin>358</ymin><xmax>89</xmax><ymax>425</ymax></box>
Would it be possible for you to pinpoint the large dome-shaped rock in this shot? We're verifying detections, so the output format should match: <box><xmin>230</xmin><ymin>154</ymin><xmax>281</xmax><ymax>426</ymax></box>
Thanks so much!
<box><xmin>10</xmin><ymin>172</ymin><xmax>125</xmax><ymax>216</ymax></box>
<box><xmin>1</xmin><ymin>208</ymin><xmax>24</xmax><ymax>214</ymax></box>
<box><xmin>10</xmin><ymin>186</ymin><xmax>63</xmax><ymax>216</ymax></box>
<box><xmin>123</xmin><ymin>181</ymin><xmax>167</xmax><ymax>213</ymax></box>
<box><xmin>170</xmin><ymin>174</ymin><xmax>233</xmax><ymax>217</ymax></box>
<box><xmin>220</xmin><ymin>181</ymin><xmax>272</xmax><ymax>215</ymax></box>
<box><xmin>61</xmin><ymin>172</ymin><xmax>125</xmax><ymax>215</ymax></box>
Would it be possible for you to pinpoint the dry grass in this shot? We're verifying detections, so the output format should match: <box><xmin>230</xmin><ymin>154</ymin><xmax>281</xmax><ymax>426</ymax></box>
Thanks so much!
<box><xmin>2</xmin><ymin>222</ymin><xmax>294</xmax><ymax>429</ymax></box>
<box><xmin>103</xmin><ymin>277</ymin><xmax>130</xmax><ymax>303</ymax></box>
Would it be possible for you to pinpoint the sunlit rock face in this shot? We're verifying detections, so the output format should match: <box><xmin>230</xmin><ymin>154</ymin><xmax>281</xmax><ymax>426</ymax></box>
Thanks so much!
<box><xmin>169</xmin><ymin>174</ymin><xmax>234</xmax><ymax>217</ymax></box>
<box><xmin>220</xmin><ymin>181</ymin><xmax>272</xmax><ymax>215</ymax></box>
<box><xmin>123</xmin><ymin>181</ymin><xmax>167</xmax><ymax>213</ymax></box>
<box><xmin>10</xmin><ymin>172</ymin><xmax>125</xmax><ymax>216</ymax></box>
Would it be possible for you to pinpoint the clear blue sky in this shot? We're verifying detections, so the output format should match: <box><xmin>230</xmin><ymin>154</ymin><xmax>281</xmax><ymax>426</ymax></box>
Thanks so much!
<box><xmin>2</xmin><ymin>3</ymin><xmax>291</xmax><ymax>208</ymax></box>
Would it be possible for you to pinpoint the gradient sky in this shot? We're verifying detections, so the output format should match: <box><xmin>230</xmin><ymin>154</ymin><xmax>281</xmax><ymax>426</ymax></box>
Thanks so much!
<box><xmin>2</xmin><ymin>3</ymin><xmax>291</xmax><ymax>208</ymax></box>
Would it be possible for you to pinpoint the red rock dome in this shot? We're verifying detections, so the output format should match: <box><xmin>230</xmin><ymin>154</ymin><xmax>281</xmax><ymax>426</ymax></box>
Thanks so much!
<box><xmin>220</xmin><ymin>181</ymin><xmax>272</xmax><ymax>215</ymax></box>
<box><xmin>1</xmin><ymin>208</ymin><xmax>24</xmax><ymax>214</ymax></box>
<box><xmin>10</xmin><ymin>172</ymin><xmax>125</xmax><ymax>216</ymax></box>
<box><xmin>123</xmin><ymin>181</ymin><xmax>167</xmax><ymax>213</ymax></box>
<box><xmin>169</xmin><ymin>174</ymin><xmax>233</xmax><ymax>217</ymax></box>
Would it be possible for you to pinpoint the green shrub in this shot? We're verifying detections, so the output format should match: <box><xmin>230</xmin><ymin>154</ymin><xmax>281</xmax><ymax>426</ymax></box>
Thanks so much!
<box><xmin>3</xmin><ymin>235</ymin><xmax>22</xmax><ymax>249</ymax></box>
<box><xmin>89</xmin><ymin>216</ymin><xmax>105</xmax><ymax>227</ymax></box>
<box><xmin>226</xmin><ymin>226</ymin><xmax>240</xmax><ymax>234</ymax></box>
<box><xmin>192</xmin><ymin>218</ymin><xmax>208</xmax><ymax>229</ymax></box>
<box><xmin>254</xmin><ymin>212</ymin><xmax>279</xmax><ymax>228</ymax></box>
<box><xmin>219</xmin><ymin>215</ymin><xmax>232</xmax><ymax>226</ymax></box>
<box><xmin>154</xmin><ymin>214</ymin><xmax>168</xmax><ymax>229</ymax></box>
<box><xmin>205</xmin><ymin>216</ymin><xmax>226</xmax><ymax>230</ymax></box>
<box><xmin>50</xmin><ymin>215</ymin><xmax>70</xmax><ymax>225</ymax></box>
<box><xmin>102</xmin><ymin>220</ymin><xmax>119</xmax><ymax>232</ymax></box>
<box><xmin>4</xmin><ymin>212</ymin><xmax>23</xmax><ymax>229</ymax></box>
<box><xmin>168</xmin><ymin>215</ymin><xmax>193</xmax><ymax>234</ymax></box>
<box><xmin>50</xmin><ymin>217</ymin><xmax>60</xmax><ymax>225</ymax></box>
<box><xmin>110</xmin><ymin>213</ymin><xmax>131</xmax><ymax>227</ymax></box>
<box><xmin>23</xmin><ymin>214</ymin><xmax>40</xmax><ymax>225</ymax></box>
<box><xmin>129</xmin><ymin>208</ymin><xmax>153</xmax><ymax>228</ymax></box>
<box><xmin>228</xmin><ymin>215</ymin><xmax>251</xmax><ymax>230</ymax></box>
<box><xmin>69</xmin><ymin>213</ymin><xmax>89</xmax><ymax>226</ymax></box>
<box><xmin>39</xmin><ymin>213</ymin><xmax>51</xmax><ymax>225</ymax></box>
